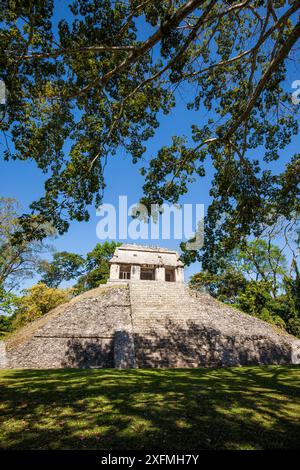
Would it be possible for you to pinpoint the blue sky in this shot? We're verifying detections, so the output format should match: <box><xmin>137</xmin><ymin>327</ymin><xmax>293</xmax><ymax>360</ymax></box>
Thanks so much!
<box><xmin>0</xmin><ymin>1</ymin><xmax>299</xmax><ymax>285</ymax></box>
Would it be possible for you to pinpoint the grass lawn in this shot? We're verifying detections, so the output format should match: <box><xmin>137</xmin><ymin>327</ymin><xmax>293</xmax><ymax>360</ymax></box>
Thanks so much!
<box><xmin>0</xmin><ymin>366</ymin><xmax>300</xmax><ymax>450</ymax></box>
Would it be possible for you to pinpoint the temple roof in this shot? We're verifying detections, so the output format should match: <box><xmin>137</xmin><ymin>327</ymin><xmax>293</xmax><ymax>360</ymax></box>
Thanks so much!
<box><xmin>109</xmin><ymin>244</ymin><xmax>184</xmax><ymax>267</ymax></box>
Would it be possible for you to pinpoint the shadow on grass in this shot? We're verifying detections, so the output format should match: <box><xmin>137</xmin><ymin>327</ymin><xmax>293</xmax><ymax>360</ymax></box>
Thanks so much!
<box><xmin>0</xmin><ymin>366</ymin><xmax>300</xmax><ymax>450</ymax></box>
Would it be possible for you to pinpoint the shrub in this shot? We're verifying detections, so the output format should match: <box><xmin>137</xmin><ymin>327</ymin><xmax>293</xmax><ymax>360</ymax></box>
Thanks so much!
<box><xmin>12</xmin><ymin>283</ymin><xmax>71</xmax><ymax>329</ymax></box>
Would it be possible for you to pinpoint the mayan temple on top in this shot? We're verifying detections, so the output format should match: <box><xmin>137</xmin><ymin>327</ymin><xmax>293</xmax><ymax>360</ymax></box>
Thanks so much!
<box><xmin>1</xmin><ymin>244</ymin><xmax>300</xmax><ymax>370</ymax></box>
<box><xmin>108</xmin><ymin>244</ymin><xmax>184</xmax><ymax>283</ymax></box>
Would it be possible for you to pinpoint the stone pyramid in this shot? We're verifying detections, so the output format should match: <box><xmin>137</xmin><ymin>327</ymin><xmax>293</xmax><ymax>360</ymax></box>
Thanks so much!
<box><xmin>1</xmin><ymin>282</ymin><xmax>299</xmax><ymax>368</ymax></box>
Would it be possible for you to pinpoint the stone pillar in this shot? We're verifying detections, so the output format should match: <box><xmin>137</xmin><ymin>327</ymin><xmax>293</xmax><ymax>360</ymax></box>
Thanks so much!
<box><xmin>155</xmin><ymin>266</ymin><xmax>165</xmax><ymax>281</ymax></box>
<box><xmin>114</xmin><ymin>330</ymin><xmax>136</xmax><ymax>368</ymax></box>
<box><xmin>291</xmin><ymin>340</ymin><xmax>300</xmax><ymax>364</ymax></box>
<box><xmin>131</xmin><ymin>265</ymin><xmax>140</xmax><ymax>280</ymax></box>
<box><xmin>109</xmin><ymin>263</ymin><xmax>120</xmax><ymax>281</ymax></box>
<box><xmin>0</xmin><ymin>341</ymin><xmax>7</xmax><ymax>368</ymax></box>
<box><xmin>175</xmin><ymin>267</ymin><xmax>184</xmax><ymax>283</ymax></box>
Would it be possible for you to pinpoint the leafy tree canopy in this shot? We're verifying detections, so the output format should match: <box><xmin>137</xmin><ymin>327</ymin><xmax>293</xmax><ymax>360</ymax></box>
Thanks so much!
<box><xmin>0</xmin><ymin>197</ymin><xmax>54</xmax><ymax>290</ymax></box>
<box><xmin>191</xmin><ymin>238</ymin><xmax>289</xmax><ymax>295</ymax></box>
<box><xmin>11</xmin><ymin>282</ymin><xmax>71</xmax><ymax>329</ymax></box>
<box><xmin>282</xmin><ymin>261</ymin><xmax>300</xmax><ymax>337</ymax></box>
<box><xmin>0</xmin><ymin>0</ymin><xmax>299</xmax><ymax>263</ymax></box>
<box><xmin>190</xmin><ymin>237</ymin><xmax>300</xmax><ymax>337</ymax></box>
<box><xmin>235</xmin><ymin>279</ymin><xmax>286</xmax><ymax>328</ymax></box>
<box><xmin>229</xmin><ymin>239</ymin><xmax>288</xmax><ymax>297</ymax></box>
<box><xmin>0</xmin><ymin>285</ymin><xmax>18</xmax><ymax>316</ymax></box>
<box><xmin>0</xmin><ymin>314</ymin><xmax>13</xmax><ymax>338</ymax></box>
<box><xmin>38</xmin><ymin>241</ymin><xmax>120</xmax><ymax>291</ymax></box>
<box><xmin>38</xmin><ymin>251</ymin><xmax>85</xmax><ymax>287</ymax></box>
<box><xmin>74</xmin><ymin>241</ymin><xmax>121</xmax><ymax>292</ymax></box>
<box><xmin>190</xmin><ymin>268</ymin><xmax>247</xmax><ymax>303</ymax></box>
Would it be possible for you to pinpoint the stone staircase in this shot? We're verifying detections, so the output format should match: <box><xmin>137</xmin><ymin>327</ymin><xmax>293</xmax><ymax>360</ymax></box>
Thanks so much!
<box><xmin>128</xmin><ymin>280</ymin><xmax>241</xmax><ymax>330</ymax></box>
<box><xmin>129</xmin><ymin>281</ymin><xmax>201</xmax><ymax>330</ymax></box>
<box><xmin>129</xmin><ymin>281</ymin><xmax>228</xmax><ymax>367</ymax></box>
<box><xmin>129</xmin><ymin>281</ymin><xmax>198</xmax><ymax>367</ymax></box>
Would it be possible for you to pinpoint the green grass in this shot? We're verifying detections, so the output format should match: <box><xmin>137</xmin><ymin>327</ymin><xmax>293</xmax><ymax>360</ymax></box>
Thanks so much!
<box><xmin>0</xmin><ymin>366</ymin><xmax>300</xmax><ymax>450</ymax></box>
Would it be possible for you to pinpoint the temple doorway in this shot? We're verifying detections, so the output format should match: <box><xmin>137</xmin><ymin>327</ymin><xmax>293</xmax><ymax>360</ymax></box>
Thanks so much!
<box><xmin>119</xmin><ymin>265</ymin><xmax>131</xmax><ymax>280</ymax></box>
<box><xmin>140</xmin><ymin>268</ymin><xmax>155</xmax><ymax>280</ymax></box>
<box><xmin>165</xmin><ymin>268</ymin><xmax>175</xmax><ymax>282</ymax></box>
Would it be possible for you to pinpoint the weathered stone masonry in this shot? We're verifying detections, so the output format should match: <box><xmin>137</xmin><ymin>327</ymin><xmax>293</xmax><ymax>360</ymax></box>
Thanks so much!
<box><xmin>109</xmin><ymin>244</ymin><xmax>184</xmax><ymax>283</ymax></box>
<box><xmin>3</xmin><ymin>285</ymin><xmax>132</xmax><ymax>369</ymax></box>
<box><xmin>1</xmin><ymin>281</ymin><xmax>300</xmax><ymax>369</ymax></box>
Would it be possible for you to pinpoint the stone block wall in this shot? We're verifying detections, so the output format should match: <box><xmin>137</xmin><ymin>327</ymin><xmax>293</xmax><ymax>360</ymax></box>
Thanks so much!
<box><xmin>0</xmin><ymin>341</ymin><xmax>7</xmax><ymax>368</ymax></box>
<box><xmin>5</xmin><ymin>285</ymin><xmax>132</xmax><ymax>369</ymax></box>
